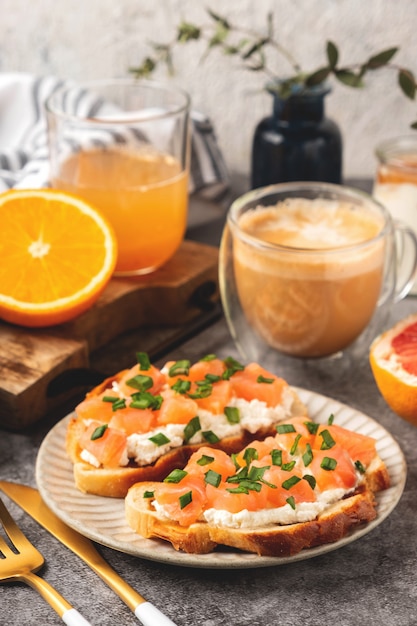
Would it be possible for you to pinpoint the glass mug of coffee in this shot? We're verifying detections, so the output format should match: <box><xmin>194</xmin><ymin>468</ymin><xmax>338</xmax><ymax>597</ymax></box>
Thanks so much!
<box><xmin>219</xmin><ymin>182</ymin><xmax>417</xmax><ymax>363</ymax></box>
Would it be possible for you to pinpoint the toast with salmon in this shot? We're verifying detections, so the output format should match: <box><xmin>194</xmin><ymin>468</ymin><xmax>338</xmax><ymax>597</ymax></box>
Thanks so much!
<box><xmin>66</xmin><ymin>353</ymin><xmax>308</xmax><ymax>497</ymax></box>
<box><xmin>125</xmin><ymin>416</ymin><xmax>391</xmax><ymax>557</ymax></box>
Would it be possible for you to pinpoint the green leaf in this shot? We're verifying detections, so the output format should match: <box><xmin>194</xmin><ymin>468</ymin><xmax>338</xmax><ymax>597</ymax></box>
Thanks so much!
<box><xmin>335</xmin><ymin>69</ymin><xmax>364</xmax><ymax>88</ymax></box>
<box><xmin>326</xmin><ymin>41</ymin><xmax>338</xmax><ymax>69</ymax></box>
<box><xmin>209</xmin><ymin>23</ymin><xmax>229</xmax><ymax>48</ymax></box>
<box><xmin>305</xmin><ymin>67</ymin><xmax>330</xmax><ymax>87</ymax></box>
<box><xmin>207</xmin><ymin>9</ymin><xmax>230</xmax><ymax>30</ymax></box>
<box><xmin>242</xmin><ymin>38</ymin><xmax>269</xmax><ymax>60</ymax></box>
<box><xmin>177</xmin><ymin>22</ymin><xmax>201</xmax><ymax>43</ymax></box>
<box><xmin>129</xmin><ymin>57</ymin><xmax>157</xmax><ymax>78</ymax></box>
<box><xmin>399</xmin><ymin>69</ymin><xmax>416</xmax><ymax>100</ymax></box>
<box><xmin>366</xmin><ymin>47</ymin><xmax>398</xmax><ymax>69</ymax></box>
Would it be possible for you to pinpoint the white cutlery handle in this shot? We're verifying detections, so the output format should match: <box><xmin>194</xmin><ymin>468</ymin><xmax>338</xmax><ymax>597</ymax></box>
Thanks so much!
<box><xmin>135</xmin><ymin>601</ymin><xmax>178</xmax><ymax>626</ymax></box>
<box><xmin>62</xmin><ymin>608</ymin><xmax>93</xmax><ymax>626</ymax></box>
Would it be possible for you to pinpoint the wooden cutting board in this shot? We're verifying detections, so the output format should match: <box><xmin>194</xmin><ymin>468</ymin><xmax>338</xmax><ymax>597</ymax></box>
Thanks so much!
<box><xmin>0</xmin><ymin>240</ymin><xmax>219</xmax><ymax>431</ymax></box>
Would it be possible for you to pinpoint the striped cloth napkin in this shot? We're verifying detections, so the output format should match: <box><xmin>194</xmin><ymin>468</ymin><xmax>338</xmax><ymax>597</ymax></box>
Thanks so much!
<box><xmin>0</xmin><ymin>72</ymin><xmax>230</xmax><ymax>201</ymax></box>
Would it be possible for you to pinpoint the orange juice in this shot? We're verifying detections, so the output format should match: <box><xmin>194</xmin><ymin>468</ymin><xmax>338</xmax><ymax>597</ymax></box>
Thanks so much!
<box><xmin>52</xmin><ymin>147</ymin><xmax>188</xmax><ymax>274</ymax></box>
<box><xmin>233</xmin><ymin>199</ymin><xmax>385</xmax><ymax>357</ymax></box>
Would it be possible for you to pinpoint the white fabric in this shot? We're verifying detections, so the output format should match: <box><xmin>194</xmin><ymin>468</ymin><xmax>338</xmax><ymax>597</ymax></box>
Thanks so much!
<box><xmin>0</xmin><ymin>72</ymin><xmax>230</xmax><ymax>199</ymax></box>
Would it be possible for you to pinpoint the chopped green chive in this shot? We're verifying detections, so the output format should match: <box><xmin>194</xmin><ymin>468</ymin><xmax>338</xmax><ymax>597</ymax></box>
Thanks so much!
<box><xmin>248</xmin><ymin>465</ymin><xmax>268</xmax><ymax>481</ymax></box>
<box><xmin>226</xmin><ymin>485</ymin><xmax>250</xmax><ymax>495</ymax></box>
<box><xmin>282</xmin><ymin>461</ymin><xmax>296</xmax><ymax>471</ymax></box>
<box><xmin>136</xmin><ymin>352</ymin><xmax>151</xmax><ymax>371</ymax></box>
<box><xmin>319</xmin><ymin>429</ymin><xmax>336</xmax><ymax>450</ymax></box>
<box><xmin>302</xmin><ymin>443</ymin><xmax>313</xmax><ymax>467</ymax></box>
<box><xmin>271</xmin><ymin>449</ymin><xmax>283</xmax><ymax>466</ymax></box>
<box><xmin>286</xmin><ymin>496</ymin><xmax>296</xmax><ymax>510</ymax></box>
<box><xmin>187</xmin><ymin>383</ymin><xmax>213</xmax><ymax>399</ymax></box>
<box><xmin>171</xmin><ymin>379</ymin><xmax>191</xmax><ymax>394</ymax></box>
<box><xmin>222</xmin><ymin>357</ymin><xmax>244</xmax><ymax>379</ymax></box>
<box><xmin>304</xmin><ymin>421</ymin><xmax>319</xmax><ymax>435</ymax></box>
<box><xmin>197</xmin><ymin>454</ymin><xmax>215</xmax><ymax>466</ymax></box>
<box><xmin>111</xmin><ymin>398</ymin><xmax>127</xmax><ymax>411</ymax></box>
<box><xmin>290</xmin><ymin>433</ymin><xmax>302</xmax><ymax>455</ymax></box>
<box><xmin>164</xmin><ymin>469</ymin><xmax>188</xmax><ymax>483</ymax></box>
<box><xmin>102</xmin><ymin>395</ymin><xmax>126</xmax><ymax>411</ymax></box>
<box><xmin>130</xmin><ymin>392</ymin><xmax>162</xmax><ymax>410</ymax></box>
<box><xmin>202</xmin><ymin>430</ymin><xmax>220</xmax><ymax>444</ymax></box>
<box><xmin>143</xmin><ymin>490</ymin><xmax>155</xmax><ymax>499</ymax></box>
<box><xmin>184</xmin><ymin>416</ymin><xmax>201</xmax><ymax>442</ymax></box>
<box><xmin>201</xmin><ymin>354</ymin><xmax>216</xmax><ymax>361</ymax></box>
<box><xmin>179</xmin><ymin>491</ymin><xmax>192</xmax><ymax>509</ymax></box>
<box><xmin>303</xmin><ymin>474</ymin><xmax>317</xmax><ymax>490</ymax></box>
<box><xmin>168</xmin><ymin>360</ymin><xmax>191</xmax><ymax>377</ymax></box>
<box><xmin>256</xmin><ymin>375</ymin><xmax>274</xmax><ymax>384</ymax></box>
<box><xmin>276</xmin><ymin>423</ymin><xmax>296</xmax><ymax>434</ymax></box>
<box><xmin>205</xmin><ymin>373</ymin><xmax>222</xmax><ymax>383</ymax></box>
<box><xmin>91</xmin><ymin>424</ymin><xmax>108</xmax><ymax>440</ymax></box>
<box><xmin>125</xmin><ymin>374</ymin><xmax>153</xmax><ymax>392</ymax></box>
<box><xmin>205</xmin><ymin>469</ymin><xmax>222</xmax><ymax>488</ymax></box>
<box><xmin>149</xmin><ymin>432</ymin><xmax>170</xmax><ymax>446</ymax></box>
<box><xmin>282</xmin><ymin>475</ymin><xmax>301</xmax><ymax>490</ymax></box>
<box><xmin>320</xmin><ymin>456</ymin><xmax>338</xmax><ymax>471</ymax></box>
<box><xmin>327</xmin><ymin>413</ymin><xmax>335</xmax><ymax>425</ymax></box>
<box><xmin>355</xmin><ymin>460</ymin><xmax>366</xmax><ymax>474</ymax></box>
<box><xmin>224</xmin><ymin>406</ymin><xmax>240</xmax><ymax>424</ymax></box>
<box><xmin>243</xmin><ymin>447</ymin><xmax>258</xmax><ymax>465</ymax></box>
<box><xmin>226</xmin><ymin>480</ymin><xmax>262</xmax><ymax>494</ymax></box>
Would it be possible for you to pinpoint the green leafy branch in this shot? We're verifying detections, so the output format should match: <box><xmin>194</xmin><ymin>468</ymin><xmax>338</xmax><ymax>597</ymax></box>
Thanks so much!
<box><xmin>129</xmin><ymin>8</ymin><xmax>417</xmax><ymax>128</ymax></box>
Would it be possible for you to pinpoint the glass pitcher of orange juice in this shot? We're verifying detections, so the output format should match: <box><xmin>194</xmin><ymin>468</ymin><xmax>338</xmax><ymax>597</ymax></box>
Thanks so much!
<box><xmin>46</xmin><ymin>79</ymin><xmax>190</xmax><ymax>276</ymax></box>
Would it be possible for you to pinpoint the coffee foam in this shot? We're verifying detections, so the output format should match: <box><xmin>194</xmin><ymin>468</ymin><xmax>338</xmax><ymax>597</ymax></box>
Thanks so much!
<box><xmin>235</xmin><ymin>199</ymin><xmax>385</xmax><ymax>280</ymax></box>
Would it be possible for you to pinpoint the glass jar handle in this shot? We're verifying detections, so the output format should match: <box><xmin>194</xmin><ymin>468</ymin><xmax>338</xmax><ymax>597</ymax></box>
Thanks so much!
<box><xmin>393</xmin><ymin>220</ymin><xmax>417</xmax><ymax>303</ymax></box>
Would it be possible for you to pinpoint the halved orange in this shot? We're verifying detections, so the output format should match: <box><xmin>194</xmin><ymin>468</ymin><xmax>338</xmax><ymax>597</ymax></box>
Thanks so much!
<box><xmin>0</xmin><ymin>188</ymin><xmax>117</xmax><ymax>327</ymax></box>
<box><xmin>369</xmin><ymin>313</ymin><xmax>417</xmax><ymax>426</ymax></box>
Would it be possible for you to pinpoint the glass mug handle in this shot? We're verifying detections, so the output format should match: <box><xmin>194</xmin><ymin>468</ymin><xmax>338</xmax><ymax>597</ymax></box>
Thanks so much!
<box><xmin>392</xmin><ymin>220</ymin><xmax>417</xmax><ymax>303</ymax></box>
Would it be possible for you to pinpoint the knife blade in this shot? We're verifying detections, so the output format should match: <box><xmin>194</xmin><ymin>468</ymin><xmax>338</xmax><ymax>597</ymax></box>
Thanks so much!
<box><xmin>0</xmin><ymin>481</ymin><xmax>177</xmax><ymax>626</ymax></box>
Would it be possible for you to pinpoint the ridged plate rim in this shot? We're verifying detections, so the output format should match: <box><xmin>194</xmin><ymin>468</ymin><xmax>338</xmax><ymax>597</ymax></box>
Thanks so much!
<box><xmin>35</xmin><ymin>387</ymin><xmax>407</xmax><ymax>569</ymax></box>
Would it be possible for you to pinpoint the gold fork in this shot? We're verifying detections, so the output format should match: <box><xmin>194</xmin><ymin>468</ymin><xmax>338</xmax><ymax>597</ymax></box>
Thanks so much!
<box><xmin>0</xmin><ymin>497</ymin><xmax>92</xmax><ymax>625</ymax></box>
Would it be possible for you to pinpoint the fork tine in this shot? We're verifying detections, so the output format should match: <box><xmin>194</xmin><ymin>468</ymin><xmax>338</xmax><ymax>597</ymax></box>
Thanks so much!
<box><xmin>0</xmin><ymin>497</ymin><xmax>93</xmax><ymax>625</ymax></box>
<box><xmin>0</xmin><ymin>497</ymin><xmax>32</xmax><ymax>550</ymax></box>
<box><xmin>0</xmin><ymin>532</ymin><xmax>16</xmax><ymax>558</ymax></box>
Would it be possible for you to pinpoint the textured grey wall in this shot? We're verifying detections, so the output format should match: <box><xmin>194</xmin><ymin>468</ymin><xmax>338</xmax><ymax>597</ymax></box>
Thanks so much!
<box><xmin>1</xmin><ymin>0</ymin><xmax>417</xmax><ymax>182</ymax></box>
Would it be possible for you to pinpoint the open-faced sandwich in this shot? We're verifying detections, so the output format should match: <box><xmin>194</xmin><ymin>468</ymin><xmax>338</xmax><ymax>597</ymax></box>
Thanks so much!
<box><xmin>66</xmin><ymin>353</ymin><xmax>307</xmax><ymax>497</ymax></box>
<box><xmin>125</xmin><ymin>415</ymin><xmax>390</xmax><ymax>557</ymax></box>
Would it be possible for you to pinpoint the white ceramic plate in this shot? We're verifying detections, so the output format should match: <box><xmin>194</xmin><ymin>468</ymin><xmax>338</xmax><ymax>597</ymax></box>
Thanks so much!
<box><xmin>35</xmin><ymin>388</ymin><xmax>406</xmax><ymax>569</ymax></box>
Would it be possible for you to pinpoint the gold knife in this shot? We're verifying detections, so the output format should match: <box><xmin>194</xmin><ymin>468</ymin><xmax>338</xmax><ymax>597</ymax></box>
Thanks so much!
<box><xmin>0</xmin><ymin>481</ymin><xmax>177</xmax><ymax>626</ymax></box>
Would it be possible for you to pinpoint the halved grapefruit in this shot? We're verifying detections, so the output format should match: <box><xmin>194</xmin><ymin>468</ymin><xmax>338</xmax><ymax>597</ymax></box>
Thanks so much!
<box><xmin>369</xmin><ymin>313</ymin><xmax>417</xmax><ymax>425</ymax></box>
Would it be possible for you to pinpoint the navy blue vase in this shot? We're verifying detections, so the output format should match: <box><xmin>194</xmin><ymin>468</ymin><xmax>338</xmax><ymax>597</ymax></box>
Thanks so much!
<box><xmin>251</xmin><ymin>84</ymin><xmax>342</xmax><ymax>189</ymax></box>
